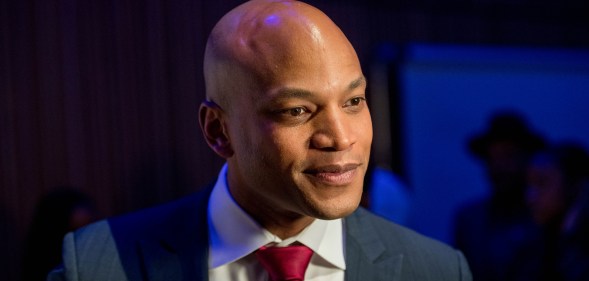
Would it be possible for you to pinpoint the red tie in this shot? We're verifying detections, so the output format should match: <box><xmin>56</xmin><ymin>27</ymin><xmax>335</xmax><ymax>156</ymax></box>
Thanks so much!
<box><xmin>255</xmin><ymin>244</ymin><xmax>314</xmax><ymax>281</ymax></box>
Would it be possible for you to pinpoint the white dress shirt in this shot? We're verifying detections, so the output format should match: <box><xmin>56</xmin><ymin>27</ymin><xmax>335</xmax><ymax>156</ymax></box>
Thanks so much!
<box><xmin>208</xmin><ymin>164</ymin><xmax>346</xmax><ymax>281</ymax></box>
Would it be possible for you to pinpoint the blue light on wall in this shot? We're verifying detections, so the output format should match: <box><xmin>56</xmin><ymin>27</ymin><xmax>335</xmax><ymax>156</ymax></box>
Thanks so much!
<box><xmin>399</xmin><ymin>44</ymin><xmax>589</xmax><ymax>243</ymax></box>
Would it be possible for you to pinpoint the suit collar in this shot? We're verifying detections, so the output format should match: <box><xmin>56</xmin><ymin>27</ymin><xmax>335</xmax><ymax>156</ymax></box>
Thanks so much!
<box><xmin>344</xmin><ymin>208</ymin><xmax>403</xmax><ymax>281</ymax></box>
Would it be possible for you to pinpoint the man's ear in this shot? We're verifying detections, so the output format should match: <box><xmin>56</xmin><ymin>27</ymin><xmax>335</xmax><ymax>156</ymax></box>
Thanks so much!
<box><xmin>199</xmin><ymin>102</ymin><xmax>234</xmax><ymax>158</ymax></box>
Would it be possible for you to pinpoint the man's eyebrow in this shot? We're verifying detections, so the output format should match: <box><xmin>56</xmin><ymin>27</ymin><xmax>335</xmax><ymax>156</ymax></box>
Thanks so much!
<box><xmin>272</xmin><ymin>88</ymin><xmax>314</xmax><ymax>100</ymax></box>
<box><xmin>267</xmin><ymin>76</ymin><xmax>366</xmax><ymax>103</ymax></box>
<box><xmin>348</xmin><ymin>76</ymin><xmax>366</xmax><ymax>91</ymax></box>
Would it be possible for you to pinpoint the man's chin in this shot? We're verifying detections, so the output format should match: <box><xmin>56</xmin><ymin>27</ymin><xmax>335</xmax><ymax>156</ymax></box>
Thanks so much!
<box><xmin>306</xmin><ymin>200</ymin><xmax>360</xmax><ymax>220</ymax></box>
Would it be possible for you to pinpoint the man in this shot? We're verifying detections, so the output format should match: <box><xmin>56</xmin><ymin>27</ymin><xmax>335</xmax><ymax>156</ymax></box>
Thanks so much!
<box><xmin>455</xmin><ymin>111</ymin><xmax>544</xmax><ymax>281</ymax></box>
<box><xmin>49</xmin><ymin>0</ymin><xmax>471</xmax><ymax>280</ymax></box>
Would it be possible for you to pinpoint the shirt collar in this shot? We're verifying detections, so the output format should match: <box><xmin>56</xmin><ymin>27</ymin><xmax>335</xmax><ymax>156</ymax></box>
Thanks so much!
<box><xmin>208</xmin><ymin>163</ymin><xmax>346</xmax><ymax>270</ymax></box>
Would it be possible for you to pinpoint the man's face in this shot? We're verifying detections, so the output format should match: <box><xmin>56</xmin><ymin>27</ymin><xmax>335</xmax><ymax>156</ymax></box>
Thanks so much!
<box><xmin>526</xmin><ymin>162</ymin><xmax>566</xmax><ymax>225</ymax></box>
<box><xmin>225</xmin><ymin>42</ymin><xmax>372</xmax><ymax>221</ymax></box>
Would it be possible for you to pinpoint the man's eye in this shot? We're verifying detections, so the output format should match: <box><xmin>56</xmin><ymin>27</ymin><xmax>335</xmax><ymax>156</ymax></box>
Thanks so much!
<box><xmin>344</xmin><ymin>97</ymin><xmax>366</xmax><ymax>107</ymax></box>
<box><xmin>285</xmin><ymin>107</ymin><xmax>307</xmax><ymax>116</ymax></box>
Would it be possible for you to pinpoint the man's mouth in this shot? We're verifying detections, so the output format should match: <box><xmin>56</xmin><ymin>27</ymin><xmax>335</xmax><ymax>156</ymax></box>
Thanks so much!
<box><xmin>303</xmin><ymin>163</ymin><xmax>361</xmax><ymax>186</ymax></box>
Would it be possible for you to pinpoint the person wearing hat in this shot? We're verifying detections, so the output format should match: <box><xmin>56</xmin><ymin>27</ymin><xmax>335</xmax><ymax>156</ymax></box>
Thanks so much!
<box><xmin>454</xmin><ymin>111</ymin><xmax>545</xmax><ymax>281</ymax></box>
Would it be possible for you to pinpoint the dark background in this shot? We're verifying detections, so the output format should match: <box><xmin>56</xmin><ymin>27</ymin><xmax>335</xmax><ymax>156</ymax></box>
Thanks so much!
<box><xmin>1</xmin><ymin>0</ymin><xmax>589</xmax><ymax>280</ymax></box>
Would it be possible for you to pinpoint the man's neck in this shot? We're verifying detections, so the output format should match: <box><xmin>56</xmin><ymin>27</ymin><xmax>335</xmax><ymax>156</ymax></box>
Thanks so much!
<box><xmin>228</xmin><ymin>186</ymin><xmax>315</xmax><ymax>239</ymax></box>
<box><xmin>256</xmin><ymin>212</ymin><xmax>315</xmax><ymax>239</ymax></box>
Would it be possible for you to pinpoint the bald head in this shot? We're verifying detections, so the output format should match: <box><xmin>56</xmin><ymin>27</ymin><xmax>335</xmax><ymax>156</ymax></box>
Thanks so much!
<box><xmin>204</xmin><ymin>0</ymin><xmax>360</xmax><ymax>110</ymax></box>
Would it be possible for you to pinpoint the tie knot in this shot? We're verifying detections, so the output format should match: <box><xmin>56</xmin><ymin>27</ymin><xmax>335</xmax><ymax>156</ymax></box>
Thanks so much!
<box><xmin>255</xmin><ymin>244</ymin><xmax>314</xmax><ymax>281</ymax></box>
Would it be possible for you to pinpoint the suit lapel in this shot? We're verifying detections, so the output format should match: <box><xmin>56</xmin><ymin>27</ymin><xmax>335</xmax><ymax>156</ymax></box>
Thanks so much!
<box><xmin>136</xmin><ymin>187</ymin><xmax>212</xmax><ymax>281</ymax></box>
<box><xmin>344</xmin><ymin>209</ymin><xmax>403</xmax><ymax>281</ymax></box>
<box><xmin>138</xmin><ymin>239</ymin><xmax>183</xmax><ymax>280</ymax></box>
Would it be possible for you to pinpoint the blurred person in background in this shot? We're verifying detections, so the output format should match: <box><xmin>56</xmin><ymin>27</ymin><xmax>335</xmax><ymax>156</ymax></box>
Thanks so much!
<box><xmin>21</xmin><ymin>187</ymin><xmax>98</xmax><ymax>281</ymax></box>
<box><xmin>509</xmin><ymin>142</ymin><xmax>589</xmax><ymax>281</ymax></box>
<box><xmin>454</xmin><ymin>111</ymin><xmax>545</xmax><ymax>281</ymax></box>
<box><xmin>361</xmin><ymin>161</ymin><xmax>411</xmax><ymax>225</ymax></box>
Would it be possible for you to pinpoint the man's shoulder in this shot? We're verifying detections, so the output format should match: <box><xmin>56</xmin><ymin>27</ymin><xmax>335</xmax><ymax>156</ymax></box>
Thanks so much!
<box><xmin>112</xmin><ymin>188</ymin><xmax>209</xmax><ymax>231</ymax></box>
<box><xmin>346</xmin><ymin>208</ymin><xmax>472</xmax><ymax>280</ymax></box>
<box><xmin>71</xmin><ymin>186</ymin><xmax>212</xmax><ymax>246</ymax></box>
<box><xmin>349</xmin><ymin>208</ymin><xmax>456</xmax><ymax>253</ymax></box>
<box><xmin>50</xmin><ymin>188</ymin><xmax>213</xmax><ymax>280</ymax></box>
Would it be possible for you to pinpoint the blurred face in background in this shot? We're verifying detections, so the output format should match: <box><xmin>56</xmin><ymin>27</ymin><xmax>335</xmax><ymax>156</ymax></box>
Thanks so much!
<box><xmin>526</xmin><ymin>160</ymin><xmax>566</xmax><ymax>226</ymax></box>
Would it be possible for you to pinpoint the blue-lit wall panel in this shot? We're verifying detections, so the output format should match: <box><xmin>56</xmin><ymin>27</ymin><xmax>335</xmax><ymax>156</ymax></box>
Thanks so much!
<box><xmin>400</xmin><ymin>44</ymin><xmax>589</xmax><ymax>243</ymax></box>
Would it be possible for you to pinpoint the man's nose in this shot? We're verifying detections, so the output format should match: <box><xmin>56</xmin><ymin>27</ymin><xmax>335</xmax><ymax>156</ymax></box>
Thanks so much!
<box><xmin>310</xmin><ymin>108</ymin><xmax>355</xmax><ymax>151</ymax></box>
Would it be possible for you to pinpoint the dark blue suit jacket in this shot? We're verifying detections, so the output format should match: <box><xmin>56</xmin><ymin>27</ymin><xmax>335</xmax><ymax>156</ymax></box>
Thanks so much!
<box><xmin>48</xmin><ymin>186</ymin><xmax>472</xmax><ymax>280</ymax></box>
